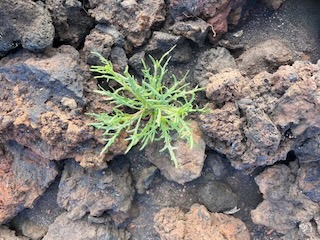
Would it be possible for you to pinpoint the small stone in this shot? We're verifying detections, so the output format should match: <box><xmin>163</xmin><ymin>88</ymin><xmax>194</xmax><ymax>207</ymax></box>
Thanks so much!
<box><xmin>61</xmin><ymin>97</ymin><xmax>77</xmax><ymax>110</ymax></box>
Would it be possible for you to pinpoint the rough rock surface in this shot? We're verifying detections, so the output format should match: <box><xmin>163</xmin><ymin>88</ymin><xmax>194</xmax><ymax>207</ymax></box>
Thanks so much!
<box><xmin>169</xmin><ymin>19</ymin><xmax>211</xmax><ymax>46</ymax></box>
<box><xmin>168</xmin><ymin>0</ymin><xmax>252</xmax><ymax>39</ymax></box>
<box><xmin>43</xmin><ymin>212</ymin><xmax>130</xmax><ymax>240</ymax></box>
<box><xmin>88</xmin><ymin>0</ymin><xmax>166</xmax><ymax>47</ymax></box>
<box><xmin>237</xmin><ymin>39</ymin><xmax>294</xmax><ymax>77</ymax></box>
<box><xmin>199</xmin><ymin>57</ymin><xmax>320</xmax><ymax>170</ymax></box>
<box><xmin>0</xmin><ymin>225</ymin><xmax>29</xmax><ymax>240</ymax></box>
<box><xmin>0</xmin><ymin>0</ymin><xmax>54</xmax><ymax>56</ymax></box>
<box><xmin>0</xmin><ymin>45</ymin><xmax>127</xmax><ymax>170</ymax></box>
<box><xmin>145</xmin><ymin>122</ymin><xmax>206</xmax><ymax>184</ymax></box>
<box><xmin>154</xmin><ymin>203</ymin><xmax>250</xmax><ymax>240</ymax></box>
<box><xmin>0</xmin><ymin>142</ymin><xmax>58</xmax><ymax>224</ymax></box>
<box><xmin>83</xmin><ymin>24</ymin><xmax>126</xmax><ymax>66</ymax></box>
<box><xmin>194</xmin><ymin>47</ymin><xmax>237</xmax><ymax>87</ymax></box>
<box><xmin>46</xmin><ymin>0</ymin><xmax>94</xmax><ymax>48</ymax></box>
<box><xmin>251</xmin><ymin>162</ymin><xmax>320</xmax><ymax>234</ymax></box>
<box><xmin>57</xmin><ymin>159</ymin><xmax>134</xmax><ymax>220</ymax></box>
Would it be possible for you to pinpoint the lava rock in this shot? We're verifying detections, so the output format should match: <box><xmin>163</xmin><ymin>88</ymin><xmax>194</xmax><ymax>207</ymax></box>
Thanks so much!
<box><xmin>0</xmin><ymin>45</ymin><xmax>127</xmax><ymax>170</ymax></box>
<box><xmin>297</xmin><ymin>162</ymin><xmax>320</xmax><ymax>203</ymax></box>
<box><xmin>251</xmin><ymin>162</ymin><xmax>320</xmax><ymax>234</ymax></box>
<box><xmin>43</xmin><ymin>212</ymin><xmax>130</xmax><ymax>240</ymax></box>
<box><xmin>46</xmin><ymin>0</ymin><xmax>94</xmax><ymax>48</ymax></box>
<box><xmin>194</xmin><ymin>47</ymin><xmax>237</xmax><ymax>87</ymax></box>
<box><xmin>88</xmin><ymin>0</ymin><xmax>166</xmax><ymax>47</ymax></box>
<box><xmin>0</xmin><ymin>225</ymin><xmax>29</xmax><ymax>240</ymax></box>
<box><xmin>145</xmin><ymin>121</ymin><xmax>206</xmax><ymax>184</ymax></box>
<box><xmin>236</xmin><ymin>39</ymin><xmax>293</xmax><ymax>78</ymax></box>
<box><xmin>57</xmin><ymin>159</ymin><xmax>134</xmax><ymax>220</ymax></box>
<box><xmin>154</xmin><ymin>203</ymin><xmax>250</xmax><ymax>240</ymax></box>
<box><xmin>0</xmin><ymin>0</ymin><xmax>54</xmax><ymax>56</ymax></box>
<box><xmin>135</xmin><ymin>166</ymin><xmax>158</xmax><ymax>194</ymax></box>
<box><xmin>261</xmin><ymin>0</ymin><xmax>284</xmax><ymax>10</ymax></box>
<box><xmin>169</xmin><ymin>19</ymin><xmax>211</xmax><ymax>46</ymax></box>
<box><xmin>0</xmin><ymin>142</ymin><xmax>58</xmax><ymax>224</ymax></box>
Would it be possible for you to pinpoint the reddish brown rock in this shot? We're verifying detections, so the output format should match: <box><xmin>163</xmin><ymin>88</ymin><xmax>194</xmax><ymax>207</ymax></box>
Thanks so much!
<box><xmin>154</xmin><ymin>203</ymin><xmax>250</xmax><ymax>240</ymax></box>
<box><xmin>199</xmin><ymin>52</ymin><xmax>320</xmax><ymax>170</ymax></box>
<box><xmin>0</xmin><ymin>45</ymin><xmax>127</xmax><ymax>170</ymax></box>
<box><xmin>145</xmin><ymin>121</ymin><xmax>206</xmax><ymax>184</ymax></box>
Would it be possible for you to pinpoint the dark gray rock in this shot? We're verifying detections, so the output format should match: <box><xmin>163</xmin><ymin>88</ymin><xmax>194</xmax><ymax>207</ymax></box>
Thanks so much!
<box><xmin>0</xmin><ymin>0</ymin><xmax>54</xmax><ymax>55</ymax></box>
<box><xmin>295</xmin><ymin>135</ymin><xmax>320</xmax><ymax>162</ymax></box>
<box><xmin>251</xmin><ymin>162</ymin><xmax>320</xmax><ymax>234</ymax></box>
<box><xmin>43</xmin><ymin>212</ymin><xmax>130</xmax><ymax>240</ymax></box>
<box><xmin>46</xmin><ymin>0</ymin><xmax>94</xmax><ymax>48</ymax></box>
<box><xmin>135</xmin><ymin>166</ymin><xmax>158</xmax><ymax>194</ymax></box>
<box><xmin>110</xmin><ymin>46</ymin><xmax>128</xmax><ymax>72</ymax></box>
<box><xmin>169</xmin><ymin>19</ymin><xmax>210</xmax><ymax>46</ymax></box>
<box><xmin>57</xmin><ymin>159</ymin><xmax>134</xmax><ymax>220</ymax></box>
<box><xmin>198</xmin><ymin>182</ymin><xmax>239</xmax><ymax>212</ymax></box>
<box><xmin>297</xmin><ymin>162</ymin><xmax>320</xmax><ymax>203</ymax></box>
<box><xmin>88</xmin><ymin>0</ymin><xmax>166</xmax><ymax>47</ymax></box>
<box><xmin>128</xmin><ymin>51</ymin><xmax>146</xmax><ymax>76</ymax></box>
<box><xmin>83</xmin><ymin>24</ymin><xmax>126</xmax><ymax>65</ymax></box>
<box><xmin>194</xmin><ymin>47</ymin><xmax>237</xmax><ymax>87</ymax></box>
<box><xmin>0</xmin><ymin>141</ymin><xmax>58</xmax><ymax>224</ymax></box>
<box><xmin>144</xmin><ymin>31</ymin><xmax>184</xmax><ymax>53</ymax></box>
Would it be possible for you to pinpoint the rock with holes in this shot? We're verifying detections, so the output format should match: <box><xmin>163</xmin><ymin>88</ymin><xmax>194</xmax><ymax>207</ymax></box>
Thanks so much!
<box><xmin>88</xmin><ymin>0</ymin><xmax>166</xmax><ymax>47</ymax></box>
<box><xmin>0</xmin><ymin>0</ymin><xmax>54</xmax><ymax>56</ymax></box>
<box><xmin>57</xmin><ymin>159</ymin><xmax>134</xmax><ymax>220</ymax></box>
<box><xmin>0</xmin><ymin>142</ymin><xmax>58</xmax><ymax>224</ymax></box>
<box><xmin>251</xmin><ymin>161</ymin><xmax>320</xmax><ymax>234</ymax></box>
<box><xmin>0</xmin><ymin>45</ymin><xmax>127</xmax><ymax>170</ymax></box>
<box><xmin>154</xmin><ymin>203</ymin><xmax>250</xmax><ymax>240</ymax></box>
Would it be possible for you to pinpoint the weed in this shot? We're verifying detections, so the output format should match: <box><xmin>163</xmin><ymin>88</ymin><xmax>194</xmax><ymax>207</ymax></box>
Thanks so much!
<box><xmin>89</xmin><ymin>47</ymin><xmax>207</xmax><ymax>167</ymax></box>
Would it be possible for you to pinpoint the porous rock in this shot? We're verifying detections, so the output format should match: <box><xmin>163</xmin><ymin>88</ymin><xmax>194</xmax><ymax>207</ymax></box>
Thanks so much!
<box><xmin>0</xmin><ymin>0</ymin><xmax>54</xmax><ymax>55</ymax></box>
<box><xmin>0</xmin><ymin>45</ymin><xmax>127</xmax><ymax>170</ymax></box>
<box><xmin>88</xmin><ymin>0</ymin><xmax>166</xmax><ymax>47</ymax></box>
<box><xmin>154</xmin><ymin>203</ymin><xmax>250</xmax><ymax>240</ymax></box>
<box><xmin>199</xmin><ymin>58</ymin><xmax>320</xmax><ymax>170</ymax></box>
<box><xmin>145</xmin><ymin>121</ymin><xmax>206</xmax><ymax>184</ymax></box>
<box><xmin>251</xmin><ymin>162</ymin><xmax>320</xmax><ymax>234</ymax></box>
<box><xmin>169</xmin><ymin>19</ymin><xmax>211</xmax><ymax>46</ymax></box>
<box><xmin>194</xmin><ymin>47</ymin><xmax>237</xmax><ymax>87</ymax></box>
<box><xmin>168</xmin><ymin>0</ymin><xmax>250</xmax><ymax>40</ymax></box>
<box><xmin>46</xmin><ymin>0</ymin><xmax>94</xmax><ymax>48</ymax></box>
<box><xmin>43</xmin><ymin>212</ymin><xmax>130</xmax><ymax>240</ymax></box>
<box><xmin>57</xmin><ymin>159</ymin><xmax>134</xmax><ymax>220</ymax></box>
<box><xmin>237</xmin><ymin>39</ymin><xmax>293</xmax><ymax>78</ymax></box>
<box><xmin>0</xmin><ymin>142</ymin><xmax>58</xmax><ymax>224</ymax></box>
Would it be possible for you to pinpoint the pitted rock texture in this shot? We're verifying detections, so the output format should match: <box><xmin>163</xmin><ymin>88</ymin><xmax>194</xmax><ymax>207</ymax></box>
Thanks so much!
<box><xmin>237</xmin><ymin>39</ymin><xmax>294</xmax><ymax>78</ymax></box>
<box><xmin>200</xmin><ymin>58</ymin><xmax>320</xmax><ymax>170</ymax></box>
<box><xmin>0</xmin><ymin>0</ymin><xmax>54</xmax><ymax>56</ymax></box>
<box><xmin>169</xmin><ymin>19</ymin><xmax>211</xmax><ymax>46</ymax></box>
<box><xmin>46</xmin><ymin>0</ymin><xmax>94</xmax><ymax>48</ymax></box>
<box><xmin>0</xmin><ymin>142</ymin><xmax>58</xmax><ymax>224</ymax></box>
<box><xmin>0</xmin><ymin>45</ymin><xmax>127</xmax><ymax>169</ymax></box>
<box><xmin>168</xmin><ymin>0</ymin><xmax>251</xmax><ymax>39</ymax></box>
<box><xmin>57</xmin><ymin>159</ymin><xmax>134</xmax><ymax>220</ymax></box>
<box><xmin>88</xmin><ymin>0</ymin><xmax>166</xmax><ymax>47</ymax></box>
<box><xmin>145</xmin><ymin>121</ymin><xmax>206</xmax><ymax>184</ymax></box>
<box><xmin>251</xmin><ymin>162</ymin><xmax>320</xmax><ymax>234</ymax></box>
<box><xmin>154</xmin><ymin>203</ymin><xmax>250</xmax><ymax>240</ymax></box>
<box><xmin>194</xmin><ymin>47</ymin><xmax>237</xmax><ymax>87</ymax></box>
<box><xmin>43</xmin><ymin>212</ymin><xmax>130</xmax><ymax>240</ymax></box>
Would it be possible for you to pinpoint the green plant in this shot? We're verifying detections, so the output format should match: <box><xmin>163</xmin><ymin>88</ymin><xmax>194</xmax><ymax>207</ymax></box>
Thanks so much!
<box><xmin>89</xmin><ymin>47</ymin><xmax>206</xmax><ymax>167</ymax></box>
